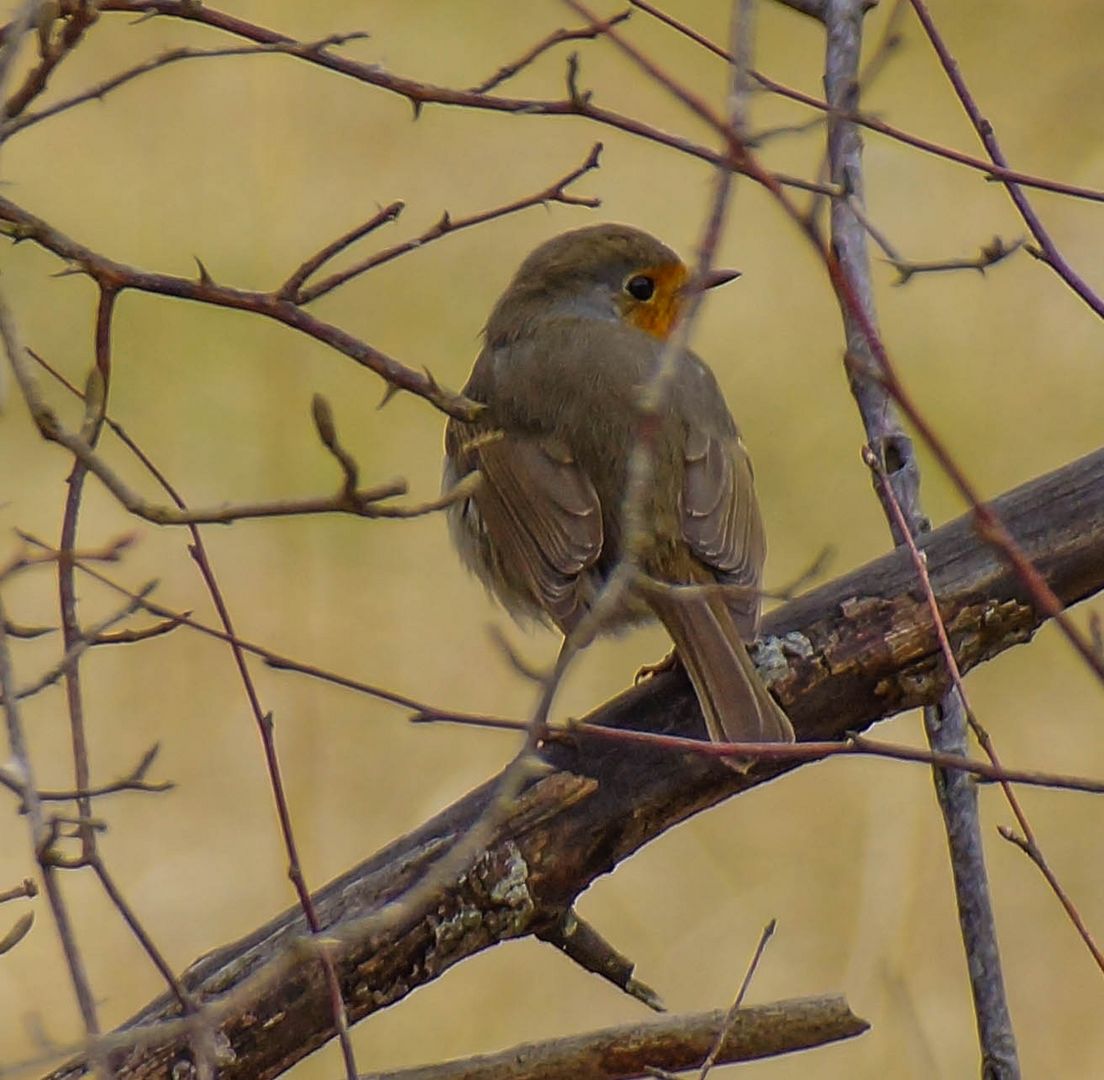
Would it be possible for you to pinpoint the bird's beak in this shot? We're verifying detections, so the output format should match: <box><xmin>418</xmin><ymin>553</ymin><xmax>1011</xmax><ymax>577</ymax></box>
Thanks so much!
<box><xmin>699</xmin><ymin>267</ymin><xmax>742</xmax><ymax>290</ymax></box>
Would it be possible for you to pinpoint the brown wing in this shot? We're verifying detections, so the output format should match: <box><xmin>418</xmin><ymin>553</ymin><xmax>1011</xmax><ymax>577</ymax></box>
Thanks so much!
<box><xmin>454</xmin><ymin>425</ymin><xmax>603</xmax><ymax>633</ymax></box>
<box><xmin>679</xmin><ymin>428</ymin><xmax>766</xmax><ymax>638</ymax></box>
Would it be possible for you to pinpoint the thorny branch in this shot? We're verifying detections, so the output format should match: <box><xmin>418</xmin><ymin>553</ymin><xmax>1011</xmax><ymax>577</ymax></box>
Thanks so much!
<box><xmin>36</xmin><ymin>441</ymin><xmax>1104</xmax><ymax>1079</ymax></box>
<box><xmin>1</xmin><ymin>5</ymin><xmax>1100</xmax><ymax>1078</ymax></box>
<box><xmin>628</xmin><ymin>0</ymin><xmax>1104</xmax><ymax>205</ymax></box>
<box><xmin>906</xmin><ymin>0</ymin><xmax>1104</xmax><ymax>318</ymax></box>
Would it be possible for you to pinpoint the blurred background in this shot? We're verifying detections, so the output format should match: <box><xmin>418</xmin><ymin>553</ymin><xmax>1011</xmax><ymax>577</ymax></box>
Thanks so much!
<box><xmin>0</xmin><ymin>1</ymin><xmax>1101</xmax><ymax>1076</ymax></box>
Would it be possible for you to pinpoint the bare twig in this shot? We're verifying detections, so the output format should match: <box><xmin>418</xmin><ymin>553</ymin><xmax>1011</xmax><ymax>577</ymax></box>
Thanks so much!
<box><xmin>629</xmin><ymin>0</ymin><xmax>1104</xmax><ymax>205</ymax></box>
<box><xmin>296</xmin><ymin>143</ymin><xmax>604</xmax><ymax>304</ymax></box>
<box><xmin>90</xmin><ymin>613</ymin><xmax>187</xmax><ymax>644</ymax></box>
<box><xmin>907</xmin><ymin>0</ymin><xmax>1104</xmax><ymax>318</ymax></box>
<box><xmin>422</xmin><ymin>709</ymin><xmax>1104</xmax><ymax>797</ymax></box>
<box><xmin>845</xmin><ymin>193</ymin><xmax>1023</xmax><ymax>283</ymax></box>
<box><xmin>762</xmin><ymin>544</ymin><xmax>834</xmax><ymax>602</ymax></box>
<box><xmin>278</xmin><ymin>200</ymin><xmax>404</xmax><ymax>302</ymax></box>
<box><xmin>998</xmin><ymin>827</ymin><xmax>1104</xmax><ymax>975</ymax></box>
<box><xmin>699</xmin><ymin>918</ymin><xmax>776</xmax><ymax>1078</ymax></box>
<box><xmin>468</xmin><ymin>8</ymin><xmax>631</xmax><ymax>93</ymax></box>
<box><xmin>11</xmin><ymin>585</ymin><xmax>152</xmax><ymax>700</ymax></box>
<box><xmin>0</xmin><ymin>744</ymin><xmax>173</xmax><ymax>805</ymax></box>
<box><xmin>0</xmin><ymin>193</ymin><xmax>482</xmax><ymax>420</ymax></box>
<box><xmin>0</xmin><ymin>593</ymin><xmax>105</xmax><ymax>1067</ymax></box>
<box><xmin>0</xmin><ymin>34</ymin><xmax>370</xmax><ymax>140</ymax></box>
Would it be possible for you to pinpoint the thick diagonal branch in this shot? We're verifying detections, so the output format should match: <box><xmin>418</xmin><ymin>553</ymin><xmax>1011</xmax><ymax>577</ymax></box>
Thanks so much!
<box><xmin>46</xmin><ymin>447</ymin><xmax>1104</xmax><ymax>1080</ymax></box>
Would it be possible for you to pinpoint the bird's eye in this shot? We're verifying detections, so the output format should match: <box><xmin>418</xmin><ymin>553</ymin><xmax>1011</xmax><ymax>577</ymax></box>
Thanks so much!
<box><xmin>625</xmin><ymin>274</ymin><xmax>655</xmax><ymax>301</ymax></box>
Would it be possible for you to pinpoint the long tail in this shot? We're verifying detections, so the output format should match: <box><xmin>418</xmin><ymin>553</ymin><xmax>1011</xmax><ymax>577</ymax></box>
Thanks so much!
<box><xmin>649</xmin><ymin>592</ymin><xmax>794</xmax><ymax>764</ymax></box>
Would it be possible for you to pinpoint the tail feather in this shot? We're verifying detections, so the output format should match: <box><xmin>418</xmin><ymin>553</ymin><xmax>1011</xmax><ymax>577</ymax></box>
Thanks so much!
<box><xmin>649</xmin><ymin>592</ymin><xmax>794</xmax><ymax>764</ymax></box>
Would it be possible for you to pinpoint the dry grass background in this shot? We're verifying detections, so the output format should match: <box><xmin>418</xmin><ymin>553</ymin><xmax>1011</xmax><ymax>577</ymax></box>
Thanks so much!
<box><xmin>0</xmin><ymin>1</ymin><xmax>1102</xmax><ymax>1077</ymax></box>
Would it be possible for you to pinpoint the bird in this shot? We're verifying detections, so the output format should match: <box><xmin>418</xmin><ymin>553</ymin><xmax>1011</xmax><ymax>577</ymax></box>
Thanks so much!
<box><xmin>443</xmin><ymin>223</ymin><xmax>793</xmax><ymax>761</ymax></box>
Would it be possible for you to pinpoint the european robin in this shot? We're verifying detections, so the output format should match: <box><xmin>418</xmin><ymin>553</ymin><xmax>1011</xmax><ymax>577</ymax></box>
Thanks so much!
<box><xmin>444</xmin><ymin>223</ymin><xmax>793</xmax><ymax>757</ymax></box>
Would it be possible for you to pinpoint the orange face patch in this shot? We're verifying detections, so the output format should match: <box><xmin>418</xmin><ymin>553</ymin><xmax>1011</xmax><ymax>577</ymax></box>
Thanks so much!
<box><xmin>624</xmin><ymin>261</ymin><xmax>689</xmax><ymax>341</ymax></box>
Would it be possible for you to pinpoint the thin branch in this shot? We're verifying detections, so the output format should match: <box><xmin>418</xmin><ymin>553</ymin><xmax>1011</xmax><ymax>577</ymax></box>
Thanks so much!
<box><xmin>0</xmin><ymin>193</ymin><xmax>483</xmax><ymax>420</ymax></box>
<box><xmin>907</xmin><ymin>0</ymin><xmax>1104</xmax><ymax>318</ymax></box>
<box><xmin>11</xmin><ymin>585</ymin><xmax>152</xmax><ymax>700</ymax></box>
<box><xmin>57</xmin><ymin>286</ymin><xmax>117</xmax><ymax>862</ymax></box>
<box><xmin>0</xmin><ymin>33</ymin><xmax>370</xmax><ymax>140</ymax></box>
<box><xmin>468</xmin><ymin>8</ymin><xmax>631</xmax><ymax>94</ymax></box>
<box><xmin>2</xmin><ymin>617</ymin><xmax>55</xmax><ymax>638</ymax></box>
<box><xmin>845</xmin><ymin>194</ymin><xmax>1023</xmax><ymax>284</ymax></box>
<box><xmin>0</xmin><ymin>744</ymin><xmax>173</xmax><ymax>805</ymax></box>
<box><xmin>0</xmin><ymin>594</ymin><xmax>104</xmax><ymax>1066</ymax></box>
<box><xmin>37</xmin><ymin>0</ymin><xmax>834</xmax><ymax>196</ymax></box>
<box><xmin>90</xmin><ymin>613</ymin><xmax>187</xmax><ymax>644</ymax></box>
<box><xmin>998</xmin><ymin>827</ymin><xmax>1104</xmax><ymax>975</ymax></box>
<box><xmin>629</xmin><ymin>0</ymin><xmax>1104</xmax><ymax>204</ymax></box>
<box><xmin>296</xmin><ymin>143</ymin><xmax>604</xmax><ymax>304</ymax></box>
<box><xmin>422</xmin><ymin>710</ymin><xmax>1104</xmax><ymax>797</ymax></box>
<box><xmin>699</xmin><ymin>919</ymin><xmax>776</xmax><ymax>1079</ymax></box>
<box><xmin>278</xmin><ymin>200</ymin><xmax>404</xmax><ymax>302</ymax></box>
<box><xmin>762</xmin><ymin>543</ymin><xmax>835</xmax><ymax>601</ymax></box>
<box><xmin>13</xmin><ymin>365</ymin><xmax>410</xmax><ymax>521</ymax></box>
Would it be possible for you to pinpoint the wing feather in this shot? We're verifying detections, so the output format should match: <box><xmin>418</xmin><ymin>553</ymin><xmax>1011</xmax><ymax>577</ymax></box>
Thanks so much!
<box><xmin>680</xmin><ymin>430</ymin><xmax>765</xmax><ymax>638</ymax></box>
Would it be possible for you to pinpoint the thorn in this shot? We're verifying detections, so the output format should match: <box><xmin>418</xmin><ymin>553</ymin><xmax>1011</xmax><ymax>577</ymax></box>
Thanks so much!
<box><xmin>410</xmin><ymin>98</ymin><xmax>423</xmax><ymax>120</ymax></box>
<box><xmin>378</xmin><ymin>382</ymin><xmax>402</xmax><ymax>409</ymax></box>
<box><xmin>626</xmin><ymin>976</ymin><xmax>666</xmax><ymax>1013</ymax></box>
<box><xmin>194</xmin><ymin>256</ymin><xmax>213</xmax><ymax>285</ymax></box>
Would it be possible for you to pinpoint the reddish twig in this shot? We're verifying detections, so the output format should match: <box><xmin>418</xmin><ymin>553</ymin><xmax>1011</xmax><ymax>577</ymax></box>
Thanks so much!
<box><xmin>628</xmin><ymin>0</ymin><xmax>1104</xmax><ymax>205</ymax></box>
<box><xmin>413</xmin><ymin>708</ymin><xmax>1104</xmax><ymax>796</ymax></box>
<box><xmin>32</xmin><ymin>0</ymin><xmax>831</xmax><ymax>196</ymax></box>
<box><xmin>867</xmin><ymin>447</ymin><xmax>1104</xmax><ymax>978</ymax></box>
<box><xmin>468</xmin><ymin>8</ymin><xmax>631</xmax><ymax>93</ymax></box>
<box><xmin>906</xmin><ymin>0</ymin><xmax>1104</xmax><ymax>318</ymax></box>
<box><xmin>296</xmin><ymin>142</ymin><xmax>604</xmax><ymax>304</ymax></box>
<box><xmin>998</xmin><ymin>827</ymin><xmax>1104</xmax><ymax>975</ymax></box>
<box><xmin>0</xmin><ymin>34</ymin><xmax>370</xmax><ymax>140</ymax></box>
<box><xmin>279</xmin><ymin>200</ymin><xmax>404</xmax><ymax>302</ymax></box>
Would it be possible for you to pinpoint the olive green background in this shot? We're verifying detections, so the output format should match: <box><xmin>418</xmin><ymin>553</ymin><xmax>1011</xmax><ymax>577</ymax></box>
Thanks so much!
<box><xmin>1</xmin><ymin>2</ymin><xmax>1102</xmax><ymax>1077</ymax></box>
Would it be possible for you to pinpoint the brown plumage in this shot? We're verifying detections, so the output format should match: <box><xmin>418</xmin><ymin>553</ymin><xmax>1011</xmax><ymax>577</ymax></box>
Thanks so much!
<box><xmin>444</xmin><ymin>224</ymin><xmax>793</xmax><ymax>759</ymax></box>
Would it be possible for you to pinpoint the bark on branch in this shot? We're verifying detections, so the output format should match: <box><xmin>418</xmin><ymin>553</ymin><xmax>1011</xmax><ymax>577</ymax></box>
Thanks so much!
<box><xmin>363</xmin><ymin>994</ymin><xmax>868</xmax><ymax>1079</ymax></box>
<box><xmin>47</xmin><ymin>447</ymin><xmax>1104</xmax><ymax>1080</ymax></box>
